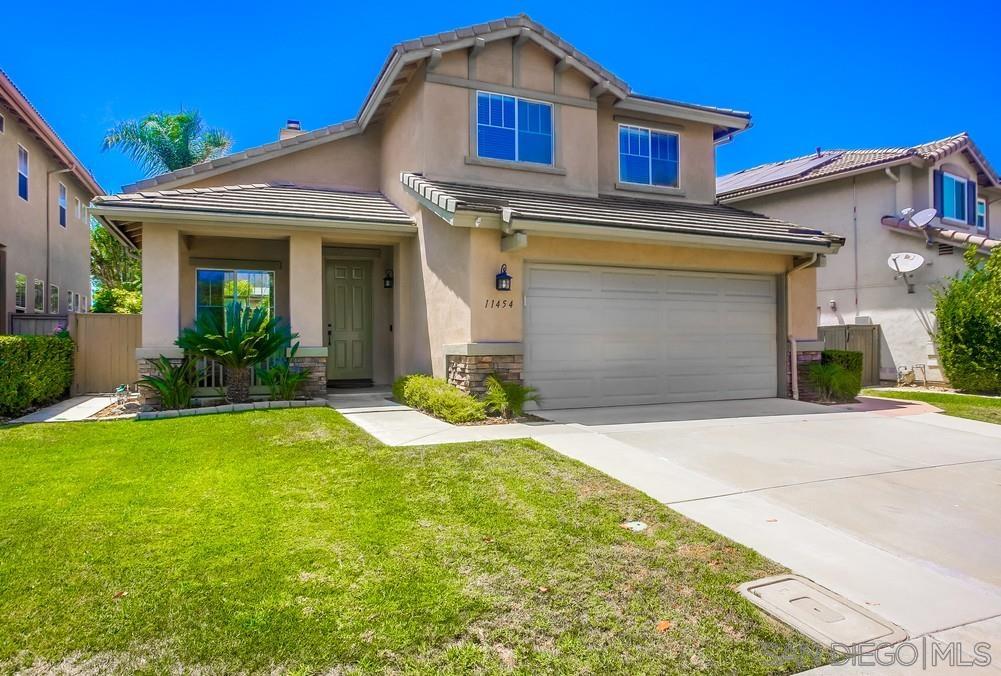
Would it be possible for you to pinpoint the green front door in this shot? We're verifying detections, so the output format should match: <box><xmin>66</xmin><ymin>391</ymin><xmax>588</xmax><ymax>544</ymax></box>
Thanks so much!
<box><xmin>325</xmin><ymin>260</ymin><xmax>373</xmax><ymax>381</ymax></box>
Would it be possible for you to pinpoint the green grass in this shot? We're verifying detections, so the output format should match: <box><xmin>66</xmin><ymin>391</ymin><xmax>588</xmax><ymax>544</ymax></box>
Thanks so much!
<box><xmin>0</xmin><ymin>410</ymin><xmax>830</xmax><ymax>674</ymax></box>
<box><xmin>863</xmin><ymin>388</ymin><xmax>1001</xmax><ymax>425</ymax></box>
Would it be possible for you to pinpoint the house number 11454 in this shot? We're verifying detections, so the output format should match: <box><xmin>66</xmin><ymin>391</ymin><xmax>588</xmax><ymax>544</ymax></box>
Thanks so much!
<box><xmin>484</xmin><ymin>299</ymin><xmax>515</xmax><ymax>309</ymax></box>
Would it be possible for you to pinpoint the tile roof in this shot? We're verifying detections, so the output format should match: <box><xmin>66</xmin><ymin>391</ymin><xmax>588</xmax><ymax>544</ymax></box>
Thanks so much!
<box><xmin>91</xmin><ymin>183</ymin><xmax>413</xmax><ymax>244</ymax></box>
<box><xmin>402</xmin><ymin>173</ymin><xmax>844</xmax><ymax>251</ymax></box>
<box><xmin>718</xmin><ymin>133</ymin><xmax>999</xmax><ymax>201</ymax></box>
<box><xmin>124</xmin><ymin>15</ymin><xmax>750</xmax><ymax>193</ymax></box>
<box><xmin>882</xmin><ymin>219</ymin><xmax>999</xmax><ymax>253</ymax></box>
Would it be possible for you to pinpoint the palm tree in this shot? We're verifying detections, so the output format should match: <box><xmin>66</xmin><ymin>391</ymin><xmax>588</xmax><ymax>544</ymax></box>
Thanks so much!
<box><xmin>102</xmin><ymin>111</ymin><xmax>232</xmax><ymax>176</ymax></box>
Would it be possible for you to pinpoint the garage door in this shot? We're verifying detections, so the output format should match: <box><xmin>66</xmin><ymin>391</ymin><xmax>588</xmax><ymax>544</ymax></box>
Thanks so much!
<box><xmin>524</xmin><ymin>264</ymin><xmax>778</xmax><ymax>409</ymax></box>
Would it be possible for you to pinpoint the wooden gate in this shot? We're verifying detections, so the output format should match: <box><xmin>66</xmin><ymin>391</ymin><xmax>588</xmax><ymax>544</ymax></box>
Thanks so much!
<box><xmin>69</xmin><ymin>313</ymin><xmax>141</xmax><ymax>394</ymax></box>
<box><xmin>818</xmin><ymin>324</ymin><xmax>882</xmax><ymax>386</ymax></box>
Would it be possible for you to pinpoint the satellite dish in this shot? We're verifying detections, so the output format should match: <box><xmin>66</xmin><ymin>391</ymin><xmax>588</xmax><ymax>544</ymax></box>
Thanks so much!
<box><xmin>888</xmin><ymin>252</ymin><xmax>925</xmax><ymax>273</ymax></box>
<box><xmin>909</xmin><ymin>208</ymin><xmax>937</xmax><ymax>228</ymax></box>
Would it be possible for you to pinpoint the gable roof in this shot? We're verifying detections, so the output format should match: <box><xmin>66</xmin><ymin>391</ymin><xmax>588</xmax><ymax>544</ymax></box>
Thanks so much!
<box><xmin>402</xmin><ymin>173</ymin><xmax>843</xmax><ymax>254</ymax></box>
<box><xmin>718</xmin><ymin>132</ymin><xmax>1000</xmax><ymax>202</ymax></box>
<box><xmin>0</xmin><ymin>68</ymin><xmax>104</xmax><ymax>197</ymax></box>
<box><xmin>122</xmin><ymin>15</ymin><xmax>751</xmax><ymax>194</ymax></box>
<box><xmin>90</xmin><ymin>183</ymin><xmax>414</xmax><ymax>248</ymax></box>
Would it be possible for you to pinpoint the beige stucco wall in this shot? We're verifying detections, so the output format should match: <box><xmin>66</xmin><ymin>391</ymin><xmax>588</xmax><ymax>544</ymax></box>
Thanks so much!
<box><xmin>0</xmin><ymin>102</ymin><xmax>94</xmax><ymax>323</ymax></box>
<box><xmin>735</xmin><ymin>159</ymin><xmax>999</xmax><ymax>380</ymax></box>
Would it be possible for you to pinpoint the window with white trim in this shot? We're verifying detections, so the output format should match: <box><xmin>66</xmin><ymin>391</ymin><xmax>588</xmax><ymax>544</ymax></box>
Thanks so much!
<box><xmin>66</xmin><ymin>290</ymin><xmax>73</xmax><ymax>312</ymax></box>
<box><xmin>618</xmin><ymin>124</ymin><xmax>680</xmax><ymax>188</ymax></box>
<box><xmin>941</xmin><ymin>172</ymin><xmax>968</xmax><ymax>223</ymax></box>
<box><xmin>75</xmin><ymin>197</ymin><xmax>82</xmax><ymax>220</ymax></box>
<box><xmin>73</xmin><ymin>292</ymin><xmax>81</xmax><ymax>312</ymax></box>
<box><xmin>476</xmin><ymin>91</ymin><xmax>553</xmax><ymax>165</ymax></box>
<box><xmin>0</xmin><ymin>112</ymin><xmax>5</xmax><ymax>134</ymax></box>
<box><xmin>17</xmin><ymin>145</ymin><xmax>28</xmax><ymax>200</ymax></box>
<box><xmin>50</xmin><ymin>284</ymin><xmax>59</xmax><ymax>313</ymax></box>
<box><xmin>976</xmin><ymin>198</ymin><xmax>987</xmax><ymax>230</ymax></box>
<box><xmin>58</xmin><ymin>183</ymin><xmax>67</xmax><ymax>227</ymax></box>
<box><xmin>14</xmin><ymin>273</ymin><xmax>27</xmax><ymax>311</ymax></box>
<box><xmin>33</xmin><ymin>279</ymin><xmax>44</xmax><ymax>312</ymax></box>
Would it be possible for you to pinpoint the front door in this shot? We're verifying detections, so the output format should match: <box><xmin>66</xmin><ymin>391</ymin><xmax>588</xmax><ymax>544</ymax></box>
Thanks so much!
<box><xmin>325</xmin><ymin>260</ymin><xmax>373</xmax><ymax>382</ymax></box>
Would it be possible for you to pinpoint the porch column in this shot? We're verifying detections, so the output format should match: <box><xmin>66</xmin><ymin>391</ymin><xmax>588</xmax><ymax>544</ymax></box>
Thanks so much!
<box><xmin>140</xmin><ymin>224</ymin><xmax>180</xmax><ymax>352</ymax></box>
<box><xmin>288</xmin><ymin>232</ymin><xmax>324</xmax><ymax>346</ymax></box>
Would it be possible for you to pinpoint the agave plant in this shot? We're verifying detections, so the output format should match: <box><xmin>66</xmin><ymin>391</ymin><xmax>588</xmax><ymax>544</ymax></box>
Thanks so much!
<box><xmin>256</xmin><ymin>342</ymin><xmax>310</xmax><ymax>401</ymax></box>
<box><xmin>481</xmin><ymin>373</ymin><xmax>540</xmax><ymax>419</ymax></box>
<box><xmin>138</xmin><ymin>356</ymin><xmax>200</xmax><ymax>410</ymax></box>
<box><xmin>176</xmin><ymin>303</ymin><xmax>295</xmax><ymax>403</ymax></box>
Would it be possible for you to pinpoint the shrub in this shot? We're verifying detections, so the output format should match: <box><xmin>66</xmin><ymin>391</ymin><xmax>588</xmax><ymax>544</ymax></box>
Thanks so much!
<box><xmin>138</xmin><ymin>356</ymin><xmax>200</xmax><ymax>410</ymax></box>
<box><xmin>0</xmin><ymin>335</ymin><xmax>74</xmax><ymax>416</ymax></box>
<box><xmin>177</xmin><ymin>303</ymin><xmax>295</xmax><ymax>403</ymax></box>
<box><xmin>481</xmin><ymin>374</ymin><xmax>540</xmax><ymax>418</ymax></box>
<box><xmin>392</xmin><ymin>374</ymin><xmax>486</xmax><ymax>423</ymax></box>
<box><xmin>821</xmin><ymin>349</ymin><xmax>862</xmax><ymax>399</ymax></box>
<box><xmin>933</xmin><ymin>247</ymin><xmax>1001</xmax><ymax>393</ymax></box>
<box><xmin>256</xmin><ymin>343</ymin><xmax>309</xmax><ymax>401</ymax></box>
<box><xmin>807</xmin><ymin>362</ymin><xmax>860</xmax><ymax>403</ymax></box>
<box><xmin>91</xmin><ymin>287</ymin><xmax>142</xmax><ymax>314</ymax></box>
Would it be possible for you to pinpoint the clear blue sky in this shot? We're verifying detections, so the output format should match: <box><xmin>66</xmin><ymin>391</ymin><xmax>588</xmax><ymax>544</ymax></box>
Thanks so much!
<box><xmin>4</xmin><ymin>0</ymin><xmax>998</xmax><ymax>194</ymax></box>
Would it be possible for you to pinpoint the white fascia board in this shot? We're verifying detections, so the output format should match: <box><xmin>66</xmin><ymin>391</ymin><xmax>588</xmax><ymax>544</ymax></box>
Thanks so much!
<box><xmin>615</xmin><ymin>97</ymin><xmax>751</xmax><ymax>131</ymax></box>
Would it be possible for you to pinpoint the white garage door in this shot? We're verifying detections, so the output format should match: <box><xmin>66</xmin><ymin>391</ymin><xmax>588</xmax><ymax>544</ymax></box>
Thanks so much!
<box><xmin>524</xmin><ymin>264</ymin><xmax>778</xmax><ymax>409</ymax></box>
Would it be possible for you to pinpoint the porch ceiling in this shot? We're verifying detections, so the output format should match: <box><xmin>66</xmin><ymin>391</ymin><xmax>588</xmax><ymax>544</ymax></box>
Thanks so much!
<box><xmin>91</xmin><ymin>182</ymin><xmax>415</xmax><ymax>248</ymax></box>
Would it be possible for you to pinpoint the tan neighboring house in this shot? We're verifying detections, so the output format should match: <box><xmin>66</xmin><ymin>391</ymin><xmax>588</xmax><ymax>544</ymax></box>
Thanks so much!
<box><xmin>91</xmin><ymin>15</ymin><xmax>844</xmax><ymax>407</ymax></box>
<box><xmin>718</xmin><ymin>133</ymin><xmax>1000</xmax><ymax>384</ymax></box>
<box><xmin>0</xmin><ymin>69</ymin><xmax>108</xmax><ymax>330</ymax></box>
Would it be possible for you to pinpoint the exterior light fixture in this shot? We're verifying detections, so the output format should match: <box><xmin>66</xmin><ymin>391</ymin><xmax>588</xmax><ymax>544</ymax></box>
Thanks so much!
<box><xmin>383</xmin><ymin>270</ymin><xmax>394</xmax><ymax>289</ymax></box>
<box><xmin>495</xmin><ymin>264</ymin><xmax>512</xmax><ymax>291</ymax></box>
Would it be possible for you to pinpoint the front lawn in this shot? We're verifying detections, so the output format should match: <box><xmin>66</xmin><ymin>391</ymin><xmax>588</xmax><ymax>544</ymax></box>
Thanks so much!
<box><xmin>0</xmin><ymin>410</ymin><xmax>828</xmax><ymax>674</ymax></box>
<box><xmin>863</xmin><ymin>388</ymin><xmax>1001</xmax><ymax>425</ymax></box>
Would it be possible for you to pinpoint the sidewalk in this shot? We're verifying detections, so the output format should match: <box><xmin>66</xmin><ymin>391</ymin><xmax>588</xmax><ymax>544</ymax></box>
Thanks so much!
<box><xmin>12</xmin><ymin>395</ymin><xmax>115</xmax><ymax>423</ymax></box>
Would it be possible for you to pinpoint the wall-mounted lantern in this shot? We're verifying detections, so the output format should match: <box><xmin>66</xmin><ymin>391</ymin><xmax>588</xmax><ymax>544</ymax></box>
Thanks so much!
<box><xmin>383</xmin><ymin>269</ymin><xmax>394</xmax><ymax>289</ymax></box>
<box><xmin>495</xmin><ymin>264</ymin><xmax>512</xmax><ymax>292</ymax></box>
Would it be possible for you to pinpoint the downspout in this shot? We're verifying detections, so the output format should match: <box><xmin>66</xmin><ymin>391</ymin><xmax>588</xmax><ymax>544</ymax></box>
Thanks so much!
<box><xmin>46</xmin><ymin>166</ymin><xmax>74</xmax><ymax>313</ymax></box>
<box><xmin>788</xmin><ymin>252</ymin><xmax>819</xmax><ymax>401</ymax></box>
<box><xmin>852</xmin><ymin>177</ymin><xmax>859</xmax><ymax>319</ymax></box>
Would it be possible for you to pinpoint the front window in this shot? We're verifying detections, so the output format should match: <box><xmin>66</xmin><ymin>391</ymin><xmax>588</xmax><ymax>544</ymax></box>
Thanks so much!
<box><xmin>66</xmin><ymin>290</ymin><xmax>73</xmax><ymax>311</ymax></box>
<box><xmin>17</xmin><ymin>146</ymin><xmax>28</xmax><ymax>200</ymax></box>
<box><xmin>33</xmin><ymin>280</ymin><xmax>44</xmax><ymax>312</ymax></box>
<box><xmin>196</xmin><ymin>269</ymin><xmax>275</xmax><ymax>328</ymax></box>
<box><xmin>14</xmin><ymin>273</ymin><xmax>27</xmax><ymax>311</ymax></box>
<box><xmin>58</xmin><ymin>183</ymin><xmax>67</xmax><ymax>227</ymax></box>
<box><xmin>976</xmin><ymin>198</ymin><xmax>987</xmax><ymax>230</ymax></box>
<box><xmin>619</xmin><ymin>124</ymin><xmax>680</xmax><ymax>188</ymax></box>
<box><xmin>941</xmin><ymin>172</ymin><xmax>967</xmax><ymax>222</ymax></box>
<box><xmin>476</xmin><ymin>91</ymin><xmax>553</xmax><ymax>165</ymax></box>
<box><xmin>50</xmin><ymin>284</ymin><xmax>59</xmax><ymax>313</ymax></box>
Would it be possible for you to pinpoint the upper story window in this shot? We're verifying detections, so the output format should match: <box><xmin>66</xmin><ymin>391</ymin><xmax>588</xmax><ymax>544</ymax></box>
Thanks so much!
<box><xmin>58</xmin><ymin>183</ymin><xmax>67</xmax><ymax>227</ymax></box>
<box><xmin>75</xmin><ymin>197</ymin><xmax>82</xmax><ymax>220</ymax></box>
<box><xmin>0</xmin><ymin>112</ymin><xmax>5</xmax><ymax>134</ymax></box>
<box><xmin>976</xmin><ymin>198</ymin><xmax>987</xmax><ymax>230</ymax></box>
<box><xmin>940</xmin><ymin>172</ymin><xmax>967</xmax><ymax>222</ymax></box>
<box><xmin>17</xmin><ymin>145</ymin><xmax>28</xmax><ymax>200</ymax></box>
<box><xmin>476</xmin><ymin>91</ymin><xmax>553</xmax><ymax>165</ymax></box>
<box><xmin>618</xmin><ymin>124</ymin><xmax>680</xmax><ymax>188</ymax></box>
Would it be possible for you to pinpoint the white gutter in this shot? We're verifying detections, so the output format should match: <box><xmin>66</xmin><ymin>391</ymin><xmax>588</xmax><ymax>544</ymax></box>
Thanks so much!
<box><xmin>787</xmin><ymin>252</ymin><xmax>819</xmax><ymax>401</ymax></box>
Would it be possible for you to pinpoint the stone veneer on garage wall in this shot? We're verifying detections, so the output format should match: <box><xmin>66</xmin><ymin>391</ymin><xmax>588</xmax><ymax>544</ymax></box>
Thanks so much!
<box><xmin>789</xmin><ymin>348</ymin><xmax>824</xmax><ymax>402</ymax></box>
<box><xmin>446</xmin><ymin>354</ymin><xmax>523</xmax><ymax>396</ymax></box>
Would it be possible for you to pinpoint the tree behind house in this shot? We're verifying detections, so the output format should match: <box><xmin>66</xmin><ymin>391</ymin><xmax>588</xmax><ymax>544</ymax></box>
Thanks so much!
<box><xmin>102</xmin><ymin>110</ymin><xmax>232</xmax><ymax>176</ymax></box>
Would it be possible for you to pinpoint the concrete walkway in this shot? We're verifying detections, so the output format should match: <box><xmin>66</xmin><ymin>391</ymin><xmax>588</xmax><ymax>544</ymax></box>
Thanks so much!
<box><xmin>12</xmin><ymin>395</ymin><xmax>115</xmax><ymax>423</ymax></box>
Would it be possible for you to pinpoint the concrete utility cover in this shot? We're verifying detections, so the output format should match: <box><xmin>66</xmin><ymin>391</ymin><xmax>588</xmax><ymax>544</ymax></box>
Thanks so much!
<box><xmin>740</xmin><ymin>575</ymin><xmax>907</xmax><ymax>651</ymax></box>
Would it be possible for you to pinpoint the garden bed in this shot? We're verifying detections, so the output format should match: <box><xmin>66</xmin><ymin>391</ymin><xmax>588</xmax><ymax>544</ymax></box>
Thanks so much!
<box><xmin>136</xmin><ymin>398</ymin><xmax>328</xmax><ymax>419</ymax></box>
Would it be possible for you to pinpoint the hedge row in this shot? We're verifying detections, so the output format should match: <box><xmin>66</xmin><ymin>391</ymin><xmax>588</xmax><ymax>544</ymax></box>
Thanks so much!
<box><xmin>392</xmin><ymin>374</ymin><xmax>486</xmax><ymax>424</ymax></box>
<box><xmin>0</xmin><ymin>336</ymin><xmax>74</xmax><ymax>416</ymax></box>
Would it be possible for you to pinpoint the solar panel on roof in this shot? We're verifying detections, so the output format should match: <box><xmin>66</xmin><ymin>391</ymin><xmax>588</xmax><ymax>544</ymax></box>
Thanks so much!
<box><xmin>718</xmin><ymin>152</ymin><xmax>843</xmax><ymax>193</ymax></box>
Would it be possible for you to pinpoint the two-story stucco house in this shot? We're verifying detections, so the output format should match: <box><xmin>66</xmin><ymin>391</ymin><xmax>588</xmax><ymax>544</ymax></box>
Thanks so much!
<box><xmin>718</xmin><ymin>133</ymin><xmax>1000</xmax><ymax>384</ymax></box>
<box><xmin>91</xmin><ymin>16</ymin><xmax>844</xmax><ymax>407</ymax></box>
<box><xmin>1</xmin><ymin>69</ymin><xmax>106</xmax><ymax>329</ymax></box>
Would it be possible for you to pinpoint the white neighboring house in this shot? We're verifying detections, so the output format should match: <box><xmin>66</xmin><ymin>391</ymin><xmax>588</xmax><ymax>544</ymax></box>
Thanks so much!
<box><xmin>718</xmin><ymin>133</ymin><xmax>1000</xmax><ymax>384</ymax></box>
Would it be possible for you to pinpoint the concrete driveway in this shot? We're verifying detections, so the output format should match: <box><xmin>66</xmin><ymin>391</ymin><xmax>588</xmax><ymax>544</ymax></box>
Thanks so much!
<box><xmin>531</xmin><ymin>398</ymin><xmax>1001</xmax><ymax>648</ymax></box>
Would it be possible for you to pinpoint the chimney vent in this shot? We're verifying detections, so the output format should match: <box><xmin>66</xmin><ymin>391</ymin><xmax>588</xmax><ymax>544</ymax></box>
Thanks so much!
<box><xmin>280</xmin><ymin>119</ymin><xmax>305</xmax><ymax>141</ymax></box>
<box><xmin>816</xmin><ymin>146</ymin><xmax>822</xmax><ymax>158</ymax></box>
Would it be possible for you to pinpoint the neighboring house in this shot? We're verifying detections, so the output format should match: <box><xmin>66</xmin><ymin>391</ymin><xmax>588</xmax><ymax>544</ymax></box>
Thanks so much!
<box><xmin>0</xmin><ymin>69</ymin><xmax>109</xmax><ymax>329</ymax></box>
<box><xmin>718</xmin><ymin>132</ymin><xmax>1000</xmax><ymax>384</ymax></box>
<box><xmin>91</xmin><ymin>15</ymin><xmax>844</xmax><ymax>407</ymax></box>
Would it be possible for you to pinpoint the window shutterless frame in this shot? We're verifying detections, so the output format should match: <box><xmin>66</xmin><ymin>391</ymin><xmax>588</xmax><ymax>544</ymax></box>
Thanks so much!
<box><xmin>58</xmin><ymin>183</ymin><xmax>67</xmax><ymax>227</ymax></box>
<box><xmin>976</xmin><ymin>198</ymin><xmax>987</xmax><ymax>230</ymax></box>
<box><xmin>49</xmin><ymin>284</ymin><xmax>59</xmax><ymax>313</ymax></box>
<box><xmin>940</xmin><ymin>171</ymin><xmax>968</xmax><ymax>224</ymax></box>
<box><xmin>475</xmin><ymin>90</ymin><xmax>554</xmax><ymax>166</ymax></box>
<box><xmin>33</xmin><ymin>279</ymin><xmax>45</xmax><ymax>312</ymax></box>
<box><xmin>14</xmin><ymin>273</ymin><xmax>27</xmax><ymax>311</ymax></box>
<box><xmin>617</xmin><ymin>123</ymin><xmax>681</xmax><ymax>189</ymax></box>
<box><xmin>0</xmin><ymin>112</ymin><xmax>5</xmax><ymax>134</ymax></box>
<box><xmin>194</xmin><ymin>268</ymin><xmax>277</xmax><ymax>326</ymax></box>
<box><xmin>17</xmin><ymin>145</ymin><xmax>28</xmax><ymax>200</ymax></box>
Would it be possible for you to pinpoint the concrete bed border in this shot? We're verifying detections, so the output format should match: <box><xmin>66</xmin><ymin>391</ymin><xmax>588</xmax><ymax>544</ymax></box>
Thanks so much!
<box><xmin>136</xmin><ymin>398</ymin><xmax>329</xmax><ymax>420</ymax></box>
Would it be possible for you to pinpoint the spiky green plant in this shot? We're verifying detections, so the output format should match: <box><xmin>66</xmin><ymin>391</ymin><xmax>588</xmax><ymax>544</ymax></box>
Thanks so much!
<box><xmin>481</xmin><ymin>374</ymin><xmax>541</xmax><ymax>419</ymax></box>
<box><xmin>102</xmin><ymin>110</ymin><xmax>232</xmax><ymax>176</ymax></box>
<box><xmin>137</xmin><ymin>356</ymin><xmax>200</xmax><ymax>410</ymax></box>
<box><xmin>256</xmin><ymin>343</ymin><xmax>310</xmax><ymax>401</ymax></box>
<box><xmin>176</xmin><ymin>303</ymin><xmax>295</xmax><ymax>403</ymax></box>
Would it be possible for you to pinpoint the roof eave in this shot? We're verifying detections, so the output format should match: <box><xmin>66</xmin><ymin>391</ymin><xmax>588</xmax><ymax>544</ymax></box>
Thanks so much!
<box><xmin>719</xmin><ymin>157</ymin><xmax>918</xmax><ymax>203</ymax></box>
<box><xmin>615</xmin><ymin>96</ymin><xmax>751</xmax><ymax>133</ymax></box>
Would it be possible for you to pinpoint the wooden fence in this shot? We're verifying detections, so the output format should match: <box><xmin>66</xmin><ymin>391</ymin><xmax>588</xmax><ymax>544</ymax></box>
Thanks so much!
<box><xmin>69</xmin><ymin>313</ymin><xmax>142</xmax><ymax>394</ymax></box>
<box><xmin>9</xmin><ymin>313</ymin><xmax>68</xmax><ymax>335</ymax></box>
<box><xmin>818</xmin><ymin>324</ymin><xmax>882</xmax><ymax>386</ymax></box>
